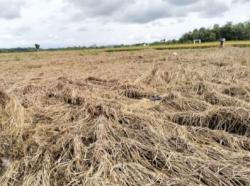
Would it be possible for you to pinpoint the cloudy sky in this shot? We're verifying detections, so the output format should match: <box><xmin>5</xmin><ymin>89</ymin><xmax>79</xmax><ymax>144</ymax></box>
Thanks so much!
<box><xmin>0</xmin><ymin>0</ymin><xmax>250</xmax><ymax>48</ymax></box>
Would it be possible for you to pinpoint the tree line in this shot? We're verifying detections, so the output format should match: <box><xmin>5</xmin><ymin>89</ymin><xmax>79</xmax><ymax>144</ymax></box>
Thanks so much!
<box><xmin>179</xmin><ymin>22</ymin><xmax>250</xmax><ymax>43</ymax></box>
<box><xmin>1</xmin><ymin>21</ymin><xmax>250</xmax><ymax>53</ymax></box>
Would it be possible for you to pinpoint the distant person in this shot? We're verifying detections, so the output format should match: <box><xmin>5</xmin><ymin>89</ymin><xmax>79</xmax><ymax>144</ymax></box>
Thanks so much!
<box><xmin>219</xmin><ymin>38</ymin><xmax>226</xmax><ymax>48</ymax></box>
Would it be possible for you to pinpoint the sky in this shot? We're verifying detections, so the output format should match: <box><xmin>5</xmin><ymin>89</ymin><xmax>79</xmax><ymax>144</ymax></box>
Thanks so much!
<box><xmin>0</xmin><ymin>0</ymin><xmax>250</xmax><ymax>48</ymax></box>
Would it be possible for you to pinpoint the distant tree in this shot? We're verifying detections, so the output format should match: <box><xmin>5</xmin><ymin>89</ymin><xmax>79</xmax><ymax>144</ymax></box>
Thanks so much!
<box><xmin>220</xmin><ymin>22</ymin><xmax>233</xmax><ymax>40</ymax></box>
<box><xmin>179</xmin><ymin>21</ymin><xmax>250</xmax><ymax>43</ymax></box>
<box><xmin>35</xmin><ymin>44</ymin><xmax>40</xmax><ymax>51</ymax></box>
<box><xmin>160</xmin><ymin>39</ymin><xmax>166</xmax><ymax>43</ymax></box>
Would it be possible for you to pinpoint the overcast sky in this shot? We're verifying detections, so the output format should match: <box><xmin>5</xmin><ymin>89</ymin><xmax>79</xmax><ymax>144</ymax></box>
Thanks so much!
<box><xmin>0</xmin><ymin>0</ymin><xmax>249</xmax><ymax>48</ymax></box>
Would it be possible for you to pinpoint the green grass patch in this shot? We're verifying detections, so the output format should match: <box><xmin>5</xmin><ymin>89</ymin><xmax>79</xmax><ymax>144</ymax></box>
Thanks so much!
<box><xmin>153</xmin><ymin>44</ymin><xmax>218</xmax><ymax>50</ymax></box>
<box><xmin>232</xmin><ymin>44</ymin><xmax>250</xmax><ymax>48</ymax></box>
<box><xmin>103</xmin><ymin>41</ymin><xmax>250</xmax><ymax>52</ymax></box>
<box><xmin>105</xmin><ymin>47</ymin><xmax>144</xmax><ymax>52</ymax></box>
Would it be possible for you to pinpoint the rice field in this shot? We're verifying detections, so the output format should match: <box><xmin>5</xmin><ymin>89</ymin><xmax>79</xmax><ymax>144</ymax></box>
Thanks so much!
<box><xmin>0</xmin><ymin>47</ymin><xmax>250</xmax><ymax>185</ymax></box>
<box><xmin>105</xmin><ymin>41</ymin><xmax>250</xmax><ymax>52</ymax></box>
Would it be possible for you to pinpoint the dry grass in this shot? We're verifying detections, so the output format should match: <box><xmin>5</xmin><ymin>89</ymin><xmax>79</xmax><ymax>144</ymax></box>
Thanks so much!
<box><xmin>0</xmin><ymin>47</ymin><xmax>250</xmax><ymax>185</ymax></box>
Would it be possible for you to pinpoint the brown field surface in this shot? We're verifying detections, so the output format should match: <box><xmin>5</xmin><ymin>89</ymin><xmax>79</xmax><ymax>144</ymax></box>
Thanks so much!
<box><xmin>0</xmin><ymin>47</ymin><xmax>250</xmax><ymax>185</ymax></box>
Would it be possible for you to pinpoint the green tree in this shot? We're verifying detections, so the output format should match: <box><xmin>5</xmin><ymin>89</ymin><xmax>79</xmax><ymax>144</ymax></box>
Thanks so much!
<box><xmin>35</xmin><ymin>44</ymin><xmax>40</xmax><ymax>51</ymax></box>
<box><xmin>179</xmin><ymin>21</ymin><xmax>250</xmax><ymax>43</ymax></box>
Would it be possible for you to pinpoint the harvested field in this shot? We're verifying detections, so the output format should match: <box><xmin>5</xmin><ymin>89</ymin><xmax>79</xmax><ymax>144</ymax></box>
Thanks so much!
<box><xmin>0</xmin><ymin>47</ymin><xmax>250</xmax><ymax>186</ymax></box>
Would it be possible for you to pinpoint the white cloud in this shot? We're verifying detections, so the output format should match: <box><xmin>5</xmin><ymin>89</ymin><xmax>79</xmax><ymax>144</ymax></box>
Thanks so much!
<box><xmin>0</xmin><ymin>0</ymin><xmax>249</xmax><ymax>48</ymax></box>
<box><xmin>0</xmin><ymin>0</ymin><xmax>25</xmax><ymax>19</ymax></box>
<box><xmin>67</xmin><ymin>0</ymin><xmax>229</xmax><ymax>23</ymax></box>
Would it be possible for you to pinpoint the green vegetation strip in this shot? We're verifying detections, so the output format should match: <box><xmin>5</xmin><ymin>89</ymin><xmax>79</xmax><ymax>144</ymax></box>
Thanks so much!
<box><xmin>104</xmin><ymin>41</ymin><xmax>250</xmax><ymax>52</ymax></box>
<box><xmin>105</xmin><ymin>48</ymin><xmax>144</xmax><ymax>52</ymax></box>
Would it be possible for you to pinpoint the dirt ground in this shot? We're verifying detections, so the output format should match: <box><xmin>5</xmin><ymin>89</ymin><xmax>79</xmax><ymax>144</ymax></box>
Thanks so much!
<box><xmin>0</xmin><ymin>48</ymin><xmax>250</xmax><ymax>185</ymax></box>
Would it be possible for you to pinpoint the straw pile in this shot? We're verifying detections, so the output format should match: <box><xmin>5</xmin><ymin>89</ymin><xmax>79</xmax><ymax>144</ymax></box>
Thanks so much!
<box><xmin>0</xmin><ymin>48</ymin><xmax>250</xmax><ymax>185</ymax></box>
